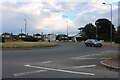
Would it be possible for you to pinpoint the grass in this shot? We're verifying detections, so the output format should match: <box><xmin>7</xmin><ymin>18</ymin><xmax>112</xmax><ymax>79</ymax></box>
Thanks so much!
<box><xmin>1</xmin><ymin>41</ymin><xmax>58</xmax><ymax>48</ymax></box>
<box><xmin>102</xmin><ymin>42</ymin><xmax>120</xmax><ymax>47</ymax></box>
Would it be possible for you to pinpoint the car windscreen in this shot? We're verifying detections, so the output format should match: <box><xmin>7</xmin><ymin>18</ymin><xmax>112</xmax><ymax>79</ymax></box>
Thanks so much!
<box><xmin>93</xmin><ymin>40</ymin><xmax>99</xmax><ymax>42</ymax></box>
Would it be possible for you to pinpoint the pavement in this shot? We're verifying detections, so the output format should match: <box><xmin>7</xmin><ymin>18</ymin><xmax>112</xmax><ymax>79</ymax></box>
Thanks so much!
<box><xmin>2</xmin><ymin>42</ymin><xmax>119</xmax><ymax>78</ymax></box>
<box><xmin>101</xmin><ymin>56</ymin><xmax>120</xmax><ymax>70</ymax></box>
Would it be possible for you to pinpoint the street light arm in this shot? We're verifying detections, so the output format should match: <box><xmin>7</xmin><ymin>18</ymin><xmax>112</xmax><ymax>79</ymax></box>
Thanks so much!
<box><xmin>102</xmin><ymin>3</ymin><xmax>106</xmax><ymax>4</ymax></box>
<box><xmin>103</xmin><ymin>2</ymin><xmax>112</xmax><ymax>6</ymax></box>
<box><xmin>63</xmin><ymin>15</ymin><xmax>68</xmax><ymax>18</ymax></box>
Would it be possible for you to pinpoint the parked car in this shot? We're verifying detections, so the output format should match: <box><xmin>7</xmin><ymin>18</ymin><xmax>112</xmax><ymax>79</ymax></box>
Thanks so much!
<box><xmin>85</xmin><ymin>39</ymin><xmax>102</xmax><ymax>47</ymax></box>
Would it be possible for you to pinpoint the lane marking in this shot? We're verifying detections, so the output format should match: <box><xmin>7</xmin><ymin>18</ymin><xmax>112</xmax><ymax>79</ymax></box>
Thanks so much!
<box><xmin>70</xmin><ymin>53</ymin><xmax>116</xmax><ymax>60</ymax></box>
<box><xmin>79</xmin><ymin>54</ymin><xmax>95</xmax><ymax>57</ymax></box>
<box><xmin>13</xmin><ymin>70</ymin><xmax>47</xmax><ymax>77</ymax></box>
<box><xmin>72</xmin><ymin>65</ymin><xmax>96</xmax><ymax>68</ymax></box>
<box><xmin>41</xmin><ymin>61</ymin><xmax>52</xmax><ymax>64</ymax></box>
<box><xmin>71</xmin><ymin>58</ymin><xmax>106</xmax><ymax>60</ymax></box>
<box><xmin>25</xmin><ymin>64</ymin><xmax>95</xmax><ymax>76</ymax></box>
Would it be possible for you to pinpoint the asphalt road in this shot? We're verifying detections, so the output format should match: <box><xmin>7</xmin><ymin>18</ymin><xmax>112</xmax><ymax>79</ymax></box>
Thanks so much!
<box><xmin>2</xmin><ymin>42</ymin><xmax>119</xmax><ymax>78</ymax></box>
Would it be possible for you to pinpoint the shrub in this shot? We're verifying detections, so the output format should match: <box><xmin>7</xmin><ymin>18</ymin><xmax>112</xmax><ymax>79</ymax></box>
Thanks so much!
<box><xmin>114</xmin><ymin>37</ymin><xmax>120</xmax><ymax>43</ymax></box>
<box><xmin>0</xmin><ymin>37</ymin><xmax>5</xmax><ymax>43</ymax></box>
<box><xmin>21</xmin><ymin>36</ymin><xmax>38</xmax><ymax>42</ymax></box>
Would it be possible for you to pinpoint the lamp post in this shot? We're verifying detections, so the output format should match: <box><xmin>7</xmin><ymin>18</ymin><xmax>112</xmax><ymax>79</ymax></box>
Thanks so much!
<box><xmin>63</xmin><ymin>15</ymin><xmax>69</xmax><ymax>41</ymax></box>
<box><xmin>102</xmin><ymin>3</ymin><xmax>113</xmax><ymax>42</ymax></box>
<box><xmin>21</xmin><ymin>29</ymin><xmax>22</xmax><ymax>34</ymax></box>
<box><xmin>96</xmin><ymin>26</ymin><xmax>98</xmax><ymax>39</ymax></box>
<box><xmin>24</xmin><ymin>19</ymin><xmax>27</xmax><ymax>34</ymax></box>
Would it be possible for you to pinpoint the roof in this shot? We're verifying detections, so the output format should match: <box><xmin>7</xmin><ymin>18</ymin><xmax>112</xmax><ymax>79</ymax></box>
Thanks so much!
<box><xmin>2</xmin><ymin>33</ymin><xmax>11</xmax><ymax>35</ymax></box>
<box><xmin>18</xmin><ymin>33</ymin><xmax>27</xmax><ymax>36</ymax></box>
<box><xmin>34</xmin><ymin>33</ymin><xmax>41</xmax><ymax>36</ymax></box>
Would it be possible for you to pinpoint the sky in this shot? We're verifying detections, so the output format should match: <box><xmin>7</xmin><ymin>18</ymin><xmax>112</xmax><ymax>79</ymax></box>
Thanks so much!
<box><xmin>0</xmin><ymin>0</ymin><xmax>119</xmax><ymax>36</ymax></box>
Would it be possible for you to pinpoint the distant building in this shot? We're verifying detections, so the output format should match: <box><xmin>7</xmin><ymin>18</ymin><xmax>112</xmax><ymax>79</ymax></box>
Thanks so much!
<box><xmin>1</xmin><ymin>33</ymin><xmax>17</xmax><ymax>41</ymax></box>
<box><xmin>69</xmin><ymin>36</ymin><xmax>77</xmax><ymax>42</ymax></box>
<box><xmin>18</xmin><ymin>33</ymin><xmax>27</xmax><ymax>39</ymax></box>
<box><xmin>78</xmin><ymin>27</ymin><xmax>84</xmax><ymax>36</ymax></box>
<box><xmin>56</xmin><ymin>34</ymin><xmax>68</xmax><ymax>41</ymax></box>
<box><xmin>44</xmin><ymin>34</ymin><xmax>56</xmax><ymax>42</ymax></box>
<box><xmin>33</xmin><ymin>33</ymin><xmax>42</xmax><ymax>41</ymax></box>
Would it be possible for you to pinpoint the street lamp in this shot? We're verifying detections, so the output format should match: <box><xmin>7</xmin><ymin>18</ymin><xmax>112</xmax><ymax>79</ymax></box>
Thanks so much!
<box><xmin>102</xmin><ymin>3</ymin><xmax>113</xmax><ymax>42</ymax></box>
<box><xmin>24</xmin><ymin>19</ymin><xmax>27</xmax><ymax>34</ymax></box>
<box><xmin>63</xmin><ymin>15</ymin><xmax>69</xmax><ymax>41</ymax></box>
<box><xmin>96</xmin><ymin>26</ymin><xmax>98</xmax><ymax>39</ymax></box>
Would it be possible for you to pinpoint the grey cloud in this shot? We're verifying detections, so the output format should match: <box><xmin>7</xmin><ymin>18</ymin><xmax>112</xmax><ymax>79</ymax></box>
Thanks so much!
<box><xmin>1</xmin><ymin>1</ymin><xmax>119</xmax><ymax>35</ymax></box>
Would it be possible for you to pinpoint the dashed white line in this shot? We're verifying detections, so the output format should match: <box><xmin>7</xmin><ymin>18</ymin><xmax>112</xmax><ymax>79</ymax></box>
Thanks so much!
<box><xmin>41</xmin><ymin>61</ymin><xmax>52</xmax><ymax>64</ymax></box>
<box><xmin>13</xmin><ymin>70</ymin><xmax>47</xmax><ymax>77</ymax></box>
<box><xmin>25</xmin><ymin>64</ymin><xmax>95</xmax><ymax>76</ymax></box>
<box><xmin>70</xmin><ymin>53</ymin><xmax>111</xmax><ymax>60</ymax></box>
<box><xmin>72</xmin><ymin>65</ymin><xmax>96</xmax><ymax>68</ymax></box>
<box><xmin>71</xmin><ymin>53</ymin><xmax>117</xmax><ymax>60</ymax></box>
<box><xmin>71</xmin><ymin>58</ymin><xmax>106</xmax><ymax>60</ymax></box>
<box><xmin>79</xmin><ymin>54</ymin><xmax>95</xmax><ymax>57</ymax></box>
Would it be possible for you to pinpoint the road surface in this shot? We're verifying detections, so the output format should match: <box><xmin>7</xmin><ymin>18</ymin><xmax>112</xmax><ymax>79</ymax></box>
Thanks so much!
<box><xmin>2</xmin><ymin>42</ymin><xmax>119</xmax><ymax>78</ymax></box>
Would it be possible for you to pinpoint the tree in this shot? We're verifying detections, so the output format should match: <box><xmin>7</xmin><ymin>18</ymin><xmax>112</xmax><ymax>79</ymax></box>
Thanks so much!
<box><xmin>95</xmin><ymin>18</ymin><xmax>115</xmax><ymax>41</ymax></box>
<box><xmin>117</xmin><ymin>25</ymin><xmax>120</xmax><ymax>33</ymax></box>
<box><xmin>82</xmin><ymin>23</ymin><xmax>96</xmax><ymax>39</ymax></box>
<box><xmin>114</xmin><ymin>25</ymin><xmax>120</xmax><ymax>43</ymax></box>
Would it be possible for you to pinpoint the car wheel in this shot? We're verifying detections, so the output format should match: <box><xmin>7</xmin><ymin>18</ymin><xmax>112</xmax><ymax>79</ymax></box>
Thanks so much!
<box><xmin>99</xmin><ymin>44</ymin><xmax>102</xmax><ymax>47</ymax></box>
<box><xmin>91</xmin><ymin>44</ymin><xmax>94</xmax><ymax>47</ymax></box>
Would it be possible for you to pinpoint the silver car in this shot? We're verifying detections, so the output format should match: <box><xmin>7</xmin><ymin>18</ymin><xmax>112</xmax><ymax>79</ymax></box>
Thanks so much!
<box><xmin>85</xmin><ymin>39</ymin><xmax>102</xmax><ymax>47</ymax></box>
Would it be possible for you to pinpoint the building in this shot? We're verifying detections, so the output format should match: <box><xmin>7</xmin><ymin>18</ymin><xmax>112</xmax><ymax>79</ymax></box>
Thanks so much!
<box><xmin>78</xmin><ymin>27</ymin><xmax>84</xmax><ymax>36</ymax></box>
<box><xmin>44</xmin><ymin>34</ymin><xmax>56</xmax><ymax>42</ymax></box>
<box><xmin>18</xmin><ymin>33</ymin><xmax>27</xmax><ymax>39</ymax></box>
<box><xmin>33</xmin><ymin>33</ymin><xmax>43</xmax><ymax>41</ymax></box>
<box><xmin>1</xmin><ymin>33</ymin><xmax>17</xmax><ymax>41</ymax></box>
<box><xmin>69</xmin><ymin>36</ymin><xmax>77</xmax><ymax>42</ymax></box>
<box><xmin>56</xmin><ymin>34</ymin><xmax>68</xmax><ymax>41</ymax></box>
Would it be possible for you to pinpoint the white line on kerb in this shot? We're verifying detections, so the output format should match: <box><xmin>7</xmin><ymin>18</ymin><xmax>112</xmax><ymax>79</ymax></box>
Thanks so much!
<box><xmin>41</xmin><ymin>61</ymin><xmax>52</xmax><ymax>64</ymax></box>
<box><xmin>25</xmin><ymin>65</ymin><xmax>95</xmax><ymax>76</ymax></box>
<box><xmin>72</xmin><ymin>65</ymin><xmax>96</xmax><ymax>68</ymax></box>
<box><xmin>13</xmin><ymin>70</ymin><xmax>47</xmax><ymax>77</ymax></box>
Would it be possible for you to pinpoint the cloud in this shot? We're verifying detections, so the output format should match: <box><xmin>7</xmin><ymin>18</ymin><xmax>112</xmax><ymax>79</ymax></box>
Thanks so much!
<box><xmin>73</xmin><ymin>2</ymin><xmax>118</xmax><ymax>28</ymax></box>
<box><xmin>1</xmin><ymin>1</ymin><xmax>119</xmax><ymax>35</ymax></box>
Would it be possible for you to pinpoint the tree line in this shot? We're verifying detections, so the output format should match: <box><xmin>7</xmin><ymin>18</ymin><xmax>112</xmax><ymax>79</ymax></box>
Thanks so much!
<box><xmin>78</xmin><ymin>18</ymin><xmax>120</xmax><ymax>43</ymax></box>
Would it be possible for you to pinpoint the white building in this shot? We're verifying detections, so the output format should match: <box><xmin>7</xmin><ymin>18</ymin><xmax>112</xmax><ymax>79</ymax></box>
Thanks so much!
<box><xmin>44</xmin><ymin>34</ymin><xmax>56</xmax><ymax>42</ymax></box>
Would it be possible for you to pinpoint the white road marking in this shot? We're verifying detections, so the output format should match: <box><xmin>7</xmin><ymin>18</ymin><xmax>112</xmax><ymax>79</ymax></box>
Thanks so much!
<box><xmin>13</xmin><ymin>70</ymin><xmax>47</xmax><ymax>77</ymax></box>
<box><xmin>70</xmin><ymin>53</ymin><xmax>113</xmax><ymax>60</ymax></box>
<box><xmin>25</xmin><ymin>64</ymin><xmax>95</xmax><ymax>76</ymax></box>
<box><xmin>79</xmin><ymin>54</ymin><xmax>95</xmax><ymax>57</ymax></box>
<box><xmin>41</xmin><ymin>61</ymin><xmax>52</xmax><ymax>64</ymax></box>
<box><xmin>72</xmin><ymin>65</ymin><xmax>96</xmax><ymax>68</ymax></box>
<box><xmin>71</xmin><ymin>57</ymin><xmax>106</xmax><ymax>60</ymax></box>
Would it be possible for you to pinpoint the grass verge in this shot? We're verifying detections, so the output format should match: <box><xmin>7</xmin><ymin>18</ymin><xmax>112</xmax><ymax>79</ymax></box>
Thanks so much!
<box><xmin>1</xmin><ymin>41</ymin><xmax>58</xmax><ymax>48</ymax></box>
<box><xmin>102</xmin><ymin>42</ymin><xmax>120</xmax><ymax>47</ymax></box>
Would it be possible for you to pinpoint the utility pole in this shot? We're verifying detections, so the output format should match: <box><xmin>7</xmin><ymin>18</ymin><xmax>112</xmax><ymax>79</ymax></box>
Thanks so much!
<box><xmin>21</xmin><ymin>29</ymin><xmax>22</xmax><ymax>34</ymax></box>
<box><xmin>24</xmin><ymin>19</ymin><xmax>27</xmax><ymax>34</ymax></box>
<box><xmin>63</xmin><ymin>15</ymin><xmax>69</xmax><ymax>41</ymax></box>
<box><xmin>41</xmin><ymin>32</ymin><xmax>44</xmax><ymax>41</ymax></box>
<box><xmin>96</xmin><ymin>26</ymin><xmax>98</xmax><ymax>39</ymax></box>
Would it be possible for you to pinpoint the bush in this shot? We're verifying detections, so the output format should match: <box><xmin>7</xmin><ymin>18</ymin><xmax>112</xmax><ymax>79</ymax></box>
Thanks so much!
<box><xmin>114</xmin><ymin>37</ymin><xmax>120</xmax><ymax>43</ymax></box>
<box><xmin>2</xmin><ymin>41</ymin><xmax>58</xmax><ymax>48</ymax></box>
<box><xmin>21</xmin><ymin>37</ymin><xmax>38</xmax><ymax>42</ymax></box>
<box><xmin>76</xmin><ymin>37</ymin><xmax>87</xmax><ymax>41</ymax></box>
<box><xmin>0</xmin><ymin>37</ymin><xmax>5</xmax><ymax>43</ymax></box>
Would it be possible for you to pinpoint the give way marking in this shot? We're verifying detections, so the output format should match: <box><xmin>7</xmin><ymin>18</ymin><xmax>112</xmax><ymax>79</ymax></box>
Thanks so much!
<box><xmin>13</xmin><ymin>70</ymin><xmax>47</xmax><ymax>77</ymax></box>
<box><xmin>24</xmin><ymin>64</ymin><xmax>95</xmax><ymax>76</ymax></box>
